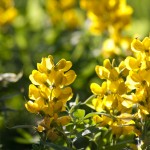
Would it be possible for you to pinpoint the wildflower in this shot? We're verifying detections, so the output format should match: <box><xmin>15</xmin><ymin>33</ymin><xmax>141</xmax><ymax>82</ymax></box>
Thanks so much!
<box><xmin>90</xmin><ymin>37</ymin><xmax>150</xmax><ymax>138</ymax></box>
<box><xmin>25</xmin><ymin>55</ymin><xmax>76</xmax><ymax>141</ymax></box>
<box><xmin>0</xmin><ymin>0</ymin><xmax>17</xmax><ymax>26</ymax></box>
<box><xmin>80</xmin><ymin>0</ymin><xmax>133</xmax><ymax>58</ymax></box>
<box><xmin>46</xmin><ymin>0</ymin><xmax>83</xmax><ymax>29</ymax></box>
<box><xmin>80</xmin><ymin>0</ymin><xmax>133</xmax><ymax>35</ymax></box>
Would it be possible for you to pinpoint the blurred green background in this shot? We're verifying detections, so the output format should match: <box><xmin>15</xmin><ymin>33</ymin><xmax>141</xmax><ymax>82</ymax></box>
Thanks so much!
<box><xmin>0</xmin><ymin>0</ymin><xmax>149</xmax><ymax>149</ymax></box>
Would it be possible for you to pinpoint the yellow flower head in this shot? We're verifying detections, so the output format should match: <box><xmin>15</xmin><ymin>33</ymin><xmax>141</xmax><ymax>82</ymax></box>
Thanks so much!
<box><xmin>25</xmin><ymin>55</ymin><xmax>76</xmax><ymax>140</ymax></box>
<box><xmin>90</xmin><ymin>36</ymin><xmax>150</xmax><ymax>138</ymax></box>
<box><xmin>80</xmin><ymin>0</ymin><xmax>133</xmax><ymax>35</ymax></box>
<box><xmin>25</xmin><ymin>55</ymin><xmax>76</xmax><ymax>115</ymax></box>
<box><xmin>0</xmin><ymin>0</ymin><xmax>17</xmax><ymax>26</ymax></box>
<box><xmin>46</xmin><ymin>0</ymin><xmax>83</xmax><ymax>29</ymax></box>
<box><xmin>131</xmin><ymin>37</ymin><xmax>150</xmax><ymax>53</ymax></box>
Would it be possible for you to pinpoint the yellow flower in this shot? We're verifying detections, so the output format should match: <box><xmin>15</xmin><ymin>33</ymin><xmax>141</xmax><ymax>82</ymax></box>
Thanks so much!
<box><xmin>126</xmin><ymin>69</ymin><xmax>150</xmax><ymax>91</ymax></box>
<box><xmin>96</xmin><ymin>59</ymin><xmax>119</xmax><ymax>81</ymax></box>
<box><xmin>124</xmin><ymin>56</ymin><xmax>141</xmax><ymax>71</ymax></box>
<box><xmin>92</xmin><ymin>97</ymin><xmax>104</xmax><ymax>112</ymax></box>
<box><xmin>93</xmin><ymin>115</ymin><xmax>103</xmax><ymax>123</ymax></box>
<box><xmin>95</xmin><ymin>65</ymin><xmax>110</xmax><ymax>80</ymax></box>
<box><xmin>59</xmin><ymin>0</ymin><xmax>76</xmax><ymax>10</ymax></box>
<box><xmin>80</xmin><ymin>0</ymin><xmax>133</xmax><ymax>35</ymax></box>
<box><xmin>46</xmin><ymin>0</ymin><xmax>83</xmax><ymax>29</ymax></box>
<box><xmin>25</xmin><ymin>99</ymin><xmax>46</xmax><ymax>113</ymax></box>
<box><xmin>25</xmin><ymin>55</ymin><xmax>76</xmax><ymax>138</ymax></box>
<box><xmin>111</xmin><ymin>120</ymin><xmax>135</xmax><ymax>137</ymax></box>
<box><xmin>29</xmin><ymin>70</ymin><xmax>48</xmax><ymax>86</ymax></box>
<box><xmin>107</xmin><ymin>78</ymin><xmax>126</xmax><ymax>94</ymax></box>
<box><xmin>62</xmin><ymin>9</ymin><xmax>83</xmax><ymax>29</ymax></box>
<box><xmin>121</xmin><ymin>94</ymin><xmax>136</xmax><ymax>109</ymax></box>
<box><xmin>30</xmin><ymin>55</ymin><xmax>76</xmax><ymax>88</ymax></box>
<box><xmin>90</xmin><ymin>36</ymin><xmax>150</xmax><ymax>138</ymax></box>
<box><xmin>0</xmin><ymin>0</ymin><xmax>17</xmax><ymax>26</ymax></box>
<box><xmin>90</xmin><ymin>82</ymin><xmax>107</xmax><ymax>96</ymax></box>
<box><xmin>131</xmin><ymin>37</ymin><xmax>150</xmax><ymax>53</ymax></box>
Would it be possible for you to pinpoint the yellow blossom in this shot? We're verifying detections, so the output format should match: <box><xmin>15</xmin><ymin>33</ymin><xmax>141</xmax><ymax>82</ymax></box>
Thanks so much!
<box><xmin>46</xmin><ymin>0</ymin><xmax>83</xmax><ymax>29</ymax></box>
<box><xmin>80</xmin><ymin>0</ymin><xmax>133</xmax><ymax>35</ymax></box>
<box><xmin>90</xmin><ymin>82</ymin><xmax>107</xmax><ymax>96</ymax></box>
<box><xmin>124</xmin><ymin>56</ymin><xmax>141</xmax><ymax>71</ymax></box>
<box><xmin>0</xmin><ymin>0</ymin><xmax>17</xmax><ymax>26</ymax></box>
<box><xmin>90</xmin><ymin>36</ymin><xmax>150</xmax><ymax>138</ymax></box>
<box><xmin>25</xmin><ymin>55</ymin><xmax>76</xmax><ymax>140</ymax></box>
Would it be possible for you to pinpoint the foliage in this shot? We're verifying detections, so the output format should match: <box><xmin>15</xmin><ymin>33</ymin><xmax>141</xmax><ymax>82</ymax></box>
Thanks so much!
<box><xmin>0</xmin><ymin>0</ymin><xmax>150</xmax><ymax>150</ymax></box>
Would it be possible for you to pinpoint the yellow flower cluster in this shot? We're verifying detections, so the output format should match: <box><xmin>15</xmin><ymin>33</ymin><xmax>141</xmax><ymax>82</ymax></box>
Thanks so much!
<box><xmin>0</xmin><ymin>0</ymin><xmax>17</xmax><ymax>26</ymax></box>
<box><xmin>80</xmin><ymin>0</ymin><xmax>133</xmax><ymax>58</ymax></box>
<box><xmin>90</xmin><ymin>37</ymin><xmax>150</xmax><ymax>137</ymax></box>
<box><xmin>46</xmin><ymin>0</ymin><xmax>83</xmax><ymax>29</ymax></box>
<box><xmin>80</xmin><ymin>0</ymin><xmax>133</xmax><ymax>35</ymax></box>
<box><xmin>25</xmin><ymin>55</ymin><xmax>76</xmax><ymax>140</ymax></box>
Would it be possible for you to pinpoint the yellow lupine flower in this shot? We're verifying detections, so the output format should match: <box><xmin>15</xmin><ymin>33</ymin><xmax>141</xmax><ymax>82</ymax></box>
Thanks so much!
<box><xmin>56</xmin><ymin>59</ymin><xmax>72</xmax><ymax>71</ymax></box>
<box><xmin>29</xmin><ymin>84</ymin><xmax>42</xmax><ymax>100</ymax></box>
<box><xmin>46</xmin><ymin>0</ymin><xmax>83</xmax><ymax>29</ymax></box>
<box><xmin>110</xmin><ymin>113</ymin><xmax>136</xmax><ymax>137</ymax></box>
<box><xmin>80</xmin><ymin>0</ymin><xmax>133</xmax><ymax>35</ymax></box>
<box><xmin>62</xmin><ymin>9</ymin><xmax>83</xmax><ymax>29</ymax></box>
<box><xmin>59</xmin><ymin>0</ymin><xmax>75</xmax><ymax>10</ymax></box>
<box><xmin>95</xmin><ymin>66</ymin><xmax>110</xmax><ymax>80</ymax></box>
<box><xmin>56</xmin><ymin>87</ymin><xmax>73</xmax><ymax>102</ymax></box>
<box><xmin>29</xmin><ymin>70</ymin><xmax>48</xmax><ymax>86</ymax></box>
<box><xmin>0</xmin><ymin>0</ymin><xmax>17</xmax><ymax>26</ymax></box>
<box><xmin>135</xmin><ymin>86</ymin><xmax>148</xmax><ymax>102</ymax></box>
<box><xmin>93</xmin><ymin>115</ymin><xmax>103</xmax><ymax>123</ymax></box>
<box><xmin>90</xmin><ymin>37</ymin><xmax>150</xmax><ymax>138</ymax></box>
<box><xmin>118</xmin><ymin>61</ymin><xmax>129</xmax><ymax>77</ymax></box>
<box><xmin>92</xmin><ymin>98</ymin><xmax>104</xmax><ymax>112</ymax></box>
<box><xmin>101</xmin><ymin>115</ymin><xmax>113</xmax><ymax>126</ymax></box>
<box><xmin>96</xmin><ymin>59</ymin><xmax>120</xmax><ymax>81</ymax></box>
<box><xmin>25</xmin><ymin>100</ymin><xmax>46</xmax><ymax>113</ymax></box>
<box><xmin>30</xmin><ymin>55</ymin><xmax>77</xmax><ymax>88</ymax></box>
<box><xmin>125</xmin><ymin>56</ymin><xmax>141</xmax><ymax>71</ymax></box>
<box><xmin>131</xmin><ymin>38</ymin><xmax>145</xmax><ymax>52</ymax></box>
<box><xmin>93</xmin><ymin>115</ymin><xmax>113</xmax><ymax>126</ymax></box>
<box><xmin>131</xmin><ymin>37</ymin><xmax>150</xmax><ymax>53</ymax></box>
<box><xmin>126</xmin><ymin>69</ymin><xmax>150</xmax><ymax>91</ymax></box>
<box><xmin>103</xmin><ymin>95</ymin><xmax>114</xmax><ymax>109</ymax></box>
<box><xmin>90</xmin><ymin>82</ymin><xmax>105</xmax><ymax>95</ymax></box>
<box><xmin>25</xmin><ymin>55</ymin><xmax>76</xmax><ymax>139</ymax></box>
<box><xmin>37</xmin><ymin>55</ymin><xmax>54</xmax><ymax>73</ymax></box>
<box><xmin>111</xmin><ymin>121</ymin><xmax>135</xmax><ymax>137</ymax></box>
<box><xmin>62</xmin><ymin>70</ymin><xmax>77</xmax><ymax>86</ymax></box>
<box><xmin>121</xmin><ymin>94</ymin><xmax>136</xmax><ymax>109</ymax></box>
<box><xmin>107</xmin><ymin>78</ymin><xmax>126</xmax><ymax>94</ymax></box>
<box><xmin>142</xmin><ymin>37</ymin><xmax>150</xmax><ymax>50</ymax></box>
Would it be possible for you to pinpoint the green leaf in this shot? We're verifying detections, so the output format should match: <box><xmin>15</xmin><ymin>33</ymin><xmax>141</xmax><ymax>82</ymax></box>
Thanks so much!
<box><xmin>82</xmin><ymin>95</ymin><xmax>96</xmax><ymax>109</ymax></box>
<box><xmin>42</xmin><ymin>142</ymin><xmax>72</xmax><ymax>150</ymax></box>
<box><xmin>84</xmin><ymin>112</ymin><xmax>109</xmax><ymax>119</ymax></box>
<box><xmin>73</xmin><ymin>109</ymin><xmax>85</xmax><ymax>119</ymax></box>
<box><xmin>104</xmin><ymin>140</ymin><xmax>133</xmax><ymax>150</ymax></box>
<box><xmin>9</xmin><ymin>125</ymin><xmax>36</xmax><ymax>130</ymax></box>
